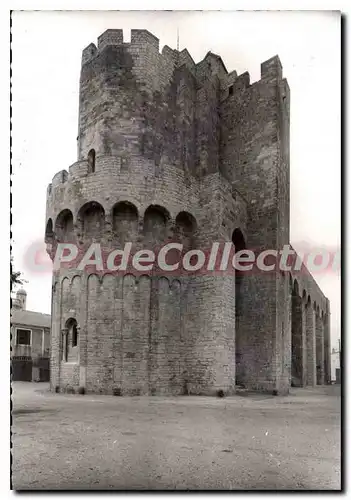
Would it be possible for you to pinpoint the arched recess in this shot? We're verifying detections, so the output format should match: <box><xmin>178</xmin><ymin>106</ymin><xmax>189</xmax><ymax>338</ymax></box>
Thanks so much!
<box><xmin>232</xmin><ymin>228</ymin><xmax>246</xmax><ymax>386</ymax></box>
<box><xmin>77</xmin><ymin>201</ymin><xmax>105</xmax><ymax>241</ymax></box>
<box><xmin>289</xmin><ymin>273</ymin><xmax>293</xmax><ymax>293</ymax></box>
<box><xmin>63</xmin><ymin>317</ymin><xmax>79</xmax><ymax>362</ymax></box>
<box><xmin>291</xmin><ymin>279</ymin><xmax>303</xmax><ymax>386</ymax></box>
<box><xmin>232</xmin><ymin>228</ymin><xmax>246</xmax><ymax>321</ymax></box>
<box><xmin>294</xmin><ymin>279</ymin><xmax>299</xmax><ymax>295</ymax></box>
<box><xmin>143</xmin><ymin>205</ymin><xmax>170</xmax><ymax>246</ymax></box>
<box><xmin>87</xmin><ymin>149</ymin><xmax>96</xmax><ymax>173</ymax></box>
<box><xmin>232</xmin><ymin>228</ymin><xmax>246</xmax><ymax>254</ymax></box>
<box><xmin>175</xmin><ymin>211</ymin><xmax>197</xmax><ymax>251</ymax></box>
<box><xmin>55</xmin><ymin>209</ymin><xmax>74</xmax><ymax>242</ymax></box>
<box><xmin>66</xmin><ymin>317</ymin><xmax>78</xmax><ymax>346</ymax></box>
<box><xmin>45</xmin><ymin>218</ymin><xmax>54</xmax><ymax>244</ymax></box>
<box><xmin>112</xmin><ymin>201</ymin><xmax>138</xmax><ymax>245</ymax></box>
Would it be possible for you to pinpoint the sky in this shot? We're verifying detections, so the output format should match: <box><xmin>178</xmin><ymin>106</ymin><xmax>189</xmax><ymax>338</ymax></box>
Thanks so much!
<box><xmin>11</xmin><ymin>10</ymin><xmax>341</xmax><ymax>348</ymax></box>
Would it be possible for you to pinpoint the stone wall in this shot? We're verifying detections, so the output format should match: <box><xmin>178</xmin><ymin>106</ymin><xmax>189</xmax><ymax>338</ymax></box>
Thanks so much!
<box><xmin>46</xmin><ymin>28</ymin><xmax>330</xmax><ymax>395</ymax></box>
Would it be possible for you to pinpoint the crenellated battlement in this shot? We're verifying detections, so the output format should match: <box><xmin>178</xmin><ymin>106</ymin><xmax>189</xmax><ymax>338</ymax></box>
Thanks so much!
<box><xmin>78</xmin><ymin>28</ymin><xmax>287</xmax><ymax>172</ymax></box>
<box><xmin>51</xmin><ymin>170</ymin><xmax>68</xmax><ymax>188</ymax></box>
<box><xmin>178</xmin><ymin>49</ymin><xmax>196</xmax><ymax>75</ymax></box>
<box><xmin>231</xmin><ymin>71</ymin><xmax>250</xmax><ymax>92</ymax></box>
<box><xmin>81</xmin><ymin>42</ymin><xmax>97</xmax><ymax>66</ymax></box>
<box><xmin>131</xmin><ymin>28</ymin><xmax>160</xmax><ymax>49</ymax></box>
<box><xmin>97</xmin><ymin>28</ymin><xmax>123</xmax><ymax>50</ymax></box>
<box><xmin>261</xmin><ymin>54</ymin><xmax>283</xmax><ymax>81</ymax></box>
<box><xmin>81</xmin><ymin>29</ymin><xmax>161</xmax><ymax>67</ymax></box>
<box><xmin>81</xmin><ymin>28</ymin><xmax>283</xmax><ymax>92</ymax></box>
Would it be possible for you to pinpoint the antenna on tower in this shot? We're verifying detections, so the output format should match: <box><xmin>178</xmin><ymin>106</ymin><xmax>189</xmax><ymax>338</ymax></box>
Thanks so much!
<box><xmin>177</xmin><ymin>27</ymin><xmax>179</xmax><ymax>52</ymax></box>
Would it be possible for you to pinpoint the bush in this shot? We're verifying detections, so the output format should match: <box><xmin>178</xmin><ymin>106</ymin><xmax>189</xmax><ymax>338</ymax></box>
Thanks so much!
<box><xmin>216</xmin><ymin>389</ymin><xmax>225</xmax><ymax>398</ymax></box>
<box><xmin>113</xmin><ymin>387</ymin><xmax>121</xmax><ymax>396</ymax></box>
<box><xmin>78</xmin><ymin>386</ymin><xmax>85</xmax><ymax>395</ymax></box>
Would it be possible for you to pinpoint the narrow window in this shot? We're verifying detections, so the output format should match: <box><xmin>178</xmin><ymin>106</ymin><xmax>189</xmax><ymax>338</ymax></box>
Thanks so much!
<box><xmin>229</xmin><ymin>85</ymin><xmax>234</xmax><ymax>96</ymax></box>
<box><xmin>88</xmin><ymin>149</ymin><xmax>96</xmax><ymax>173</ymax></box>
<box><xmin>120</xmin><ymin>156</ymin><xmax>129</xmax><ymax>172</ymax></box>
<box><xmin>72</xmin><ymin>324</ymin><xmax>78</xmax><ymax>347</ymax></box>
<box><xmin>65</xmin><ymin>318</ymin><xmax>78</xmax><ymax>356</ymax></box>
<box><xmin>16</xmin><ymin>329</ymin><xmax>31</xmax><ymax>346</ymax></box>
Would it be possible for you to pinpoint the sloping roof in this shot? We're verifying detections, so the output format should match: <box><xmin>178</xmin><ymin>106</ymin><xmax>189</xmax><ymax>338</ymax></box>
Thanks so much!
<box><xmin>11</xmin><ymin>309</ymin><xmax>51</xmax><ymax>329</ymax></box>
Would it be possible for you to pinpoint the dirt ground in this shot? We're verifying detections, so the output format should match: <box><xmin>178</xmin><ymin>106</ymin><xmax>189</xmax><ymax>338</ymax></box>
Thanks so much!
<box><xmin>11</xmin><ymin>382</ymin><xmax>341</xmax><ymax>490</ymax></box>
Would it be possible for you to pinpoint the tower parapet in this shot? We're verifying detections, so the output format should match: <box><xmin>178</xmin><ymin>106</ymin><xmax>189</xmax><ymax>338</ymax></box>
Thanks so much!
<box><xmin>97</xmin><ymin>29</ymin><xmax>123</xmax><ymax>50</ymax></box>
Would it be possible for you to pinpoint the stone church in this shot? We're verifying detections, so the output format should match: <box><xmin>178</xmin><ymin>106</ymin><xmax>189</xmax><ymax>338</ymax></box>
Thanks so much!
<box><xmin>45</xmin><ymin>29</ymin><xmax>331</xmax><ymax>395</ymax></box>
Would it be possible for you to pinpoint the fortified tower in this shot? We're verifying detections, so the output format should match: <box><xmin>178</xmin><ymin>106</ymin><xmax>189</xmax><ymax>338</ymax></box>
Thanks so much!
<box><xmin>45</xmin><ymin>29</ymin><xmax>330</xmax><ymax>395</ymax></box>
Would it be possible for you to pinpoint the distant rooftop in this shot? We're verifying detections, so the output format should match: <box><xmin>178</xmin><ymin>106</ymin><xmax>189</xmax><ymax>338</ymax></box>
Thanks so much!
<box><xmin>11</xmin><ymin>288</ymin><xmax>51</xmax><ymax>328</ymax></box>
<box><xmin>11</xmin><ymin>309</ymin><xmax>51</xmax><ymax>329</ymax></box>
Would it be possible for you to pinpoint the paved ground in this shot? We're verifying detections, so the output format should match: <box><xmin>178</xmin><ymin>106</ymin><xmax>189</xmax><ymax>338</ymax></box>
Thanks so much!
<box><xmin>11</xmin><ymin>382</ymin><xmax>341</xmax><ymax>490</ymax></box>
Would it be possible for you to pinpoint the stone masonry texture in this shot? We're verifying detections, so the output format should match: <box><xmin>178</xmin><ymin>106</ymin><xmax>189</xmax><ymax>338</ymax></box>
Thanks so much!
<box><xmin>45</xmin><ymin>29</ymin><xmax>331</xmax><ymax>396</ymax></box>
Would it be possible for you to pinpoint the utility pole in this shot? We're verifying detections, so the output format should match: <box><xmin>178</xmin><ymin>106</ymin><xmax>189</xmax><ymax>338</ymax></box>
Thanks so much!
<box><xmin>338</xmin><ymin>338</ymin><xmax>341</xmax><ymax>370</ymax></box>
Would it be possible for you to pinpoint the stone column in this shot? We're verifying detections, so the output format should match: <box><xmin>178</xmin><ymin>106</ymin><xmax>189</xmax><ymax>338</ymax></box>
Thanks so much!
<box><xmin>79</xmin><ymin>274</ymin><xmax>88</xmax><ymax>389</ymax></box>
<box><xmin>316</xmin><ymin>311</ymin><xmax>325</xmax><ymax>385</ymax></box>
<box><xmin>305</xmin><ymin>300</ymin><xmax>316</xmax><ymax>386</ymax></box>
<box><xmin>301</xmin><ymin>300</ymin><xmax>307</xmax><ymax>386</ymax></box>
<box><xmin>50</xmin><ymin>276</ymin><xmax>62</xmax><ymax>391</ymax></box>
<box><xmin>62</xmin><ymin>328</ymin><xmax>68</xmax><ymax>363</ymax></box>
<box><xmin>286</xmin><ymin>282</ymin><xmax>292</xmax><ymax>390</ymax></box>
<box><xmin>76</xmin><ymin>326</ymin><xmax>81</xmax><ymax>365</ymax></box>
<box><xmin>105</xmin><ymin>212</ymin><xmax>113</xmax><ymax>243</ymax></box>
<box><xmin>324</xmin><ymin>307</ymin><xmax>331</xmax><ymax>384</ymax></box>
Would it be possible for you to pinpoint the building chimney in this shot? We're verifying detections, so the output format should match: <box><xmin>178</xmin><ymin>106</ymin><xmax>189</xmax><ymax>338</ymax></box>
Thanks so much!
<box><xmin>16</xmin><ymin>288</ymin><xmax>27</xmax><ymax>310</ymax></box>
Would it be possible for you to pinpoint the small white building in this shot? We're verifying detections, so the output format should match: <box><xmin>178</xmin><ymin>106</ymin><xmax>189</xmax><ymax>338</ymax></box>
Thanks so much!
<box><xmin>11</xmin><ymin>289</ymin><xmax>51</xmax><ymax>381</ymax></box>
<box><xmin>330</xmin><ymin>346</ymin><xmax>340</xmax><ymax>383</ymax></box>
